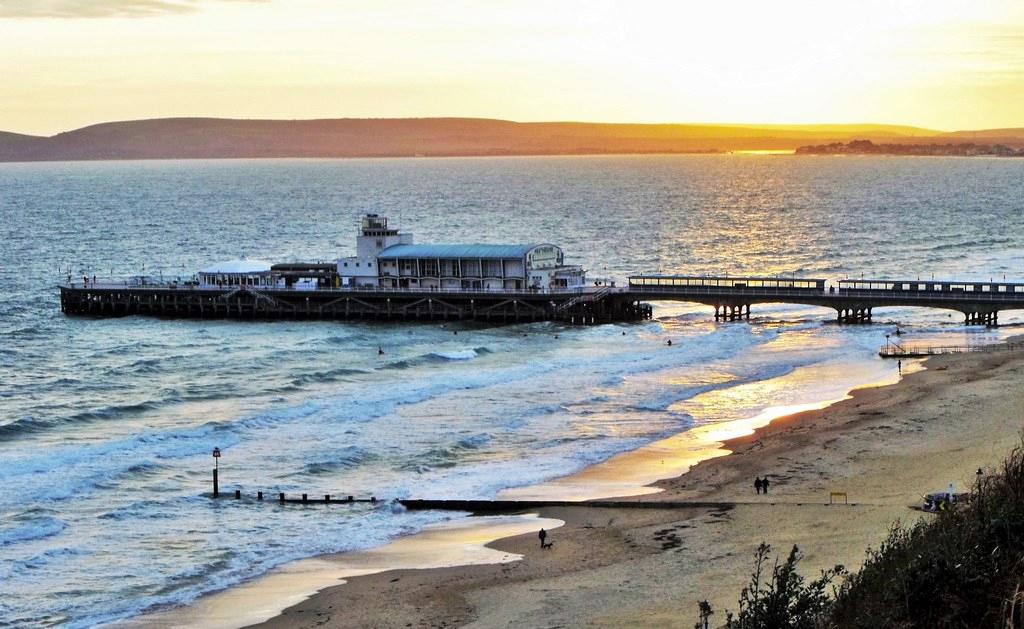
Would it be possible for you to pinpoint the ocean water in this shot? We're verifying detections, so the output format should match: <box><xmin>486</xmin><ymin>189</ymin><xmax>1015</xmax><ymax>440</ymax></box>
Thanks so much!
<box><xmin>1</xmin><ymin>154</ymin><xmax>1023</xmax><ymax>627</ymax></box>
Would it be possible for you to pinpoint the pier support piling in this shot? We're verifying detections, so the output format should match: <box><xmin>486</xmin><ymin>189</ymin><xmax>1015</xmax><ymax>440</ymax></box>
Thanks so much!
<box><xmin>965</xmin><ymin>311</ymin><xmax>999</xmax><ymax>327</ymax></box>
<box><xmin>837</xmin><ymin>307</ymin><xmax>874</xmax><ymax>324</ymax></box>
<box><xmin>715</xmin><ymin>304</ymin><xmax>751</xmax><ymax>322</ymax></box>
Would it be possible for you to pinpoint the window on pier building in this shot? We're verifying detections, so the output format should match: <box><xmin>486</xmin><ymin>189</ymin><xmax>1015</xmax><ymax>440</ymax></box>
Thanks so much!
<box><xmin>483</xmin><ymin>259</ymin><xmax>503</xmax><ymax>277</ymax></box>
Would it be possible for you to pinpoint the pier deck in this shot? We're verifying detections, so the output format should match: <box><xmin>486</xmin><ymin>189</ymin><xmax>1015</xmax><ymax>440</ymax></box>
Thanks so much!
<box><xmin>58</xmin><ymin>283</ymin><xmax>651</xmax><ymax>325</ymax></box>
<box><xmin>627</xmin><ymin>276</ymin><xmax>1024</xmax><ymax>325</ymax></box>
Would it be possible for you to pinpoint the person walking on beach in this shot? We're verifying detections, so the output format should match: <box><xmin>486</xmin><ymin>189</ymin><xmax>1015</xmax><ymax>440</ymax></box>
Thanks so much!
<box><xmin>762</xmin><ymin>476</ymin><xmax>770</xmax><ymax>494</ymax></box>
<box><xmin>898</xmin><ymin>359</ymin><xmax>902</xmax><ymax>375</ymax></box>
<box><xmin>538</xmin><ymin>528</ymin><xmax>547</xmax><ymax>548</ymax></box>
<box><xmin>754</xmin><ymin>477</ymin><xmax>763</xmax><ymax>495</ymax></box>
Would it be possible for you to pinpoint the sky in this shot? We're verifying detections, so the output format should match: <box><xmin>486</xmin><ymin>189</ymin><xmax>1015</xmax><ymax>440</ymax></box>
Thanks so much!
<box><xmin>1</xmin><ymin>0</ymin><xmax>1023</xmax><ymax>135</ymax></box>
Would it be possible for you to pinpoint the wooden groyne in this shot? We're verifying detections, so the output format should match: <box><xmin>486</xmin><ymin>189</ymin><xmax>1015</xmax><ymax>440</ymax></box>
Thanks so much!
<box><xmin>396</xmin><ymin>498</ymin><xmax>865</xmax><ymax>510</ymax></box>
<box><xmin>399</xmin><ymin>499</ymin><xmax>738</xmax><ymax>511</ymax></box>
<box><xmin>214</xmin><ymin>489</ymin><xmax>381</xmax><ymax>504</ymax></box>
<box><xmin>209</xmin><ymin>492</ymin><xmax>865</xmax><ymax>509</ymax></box>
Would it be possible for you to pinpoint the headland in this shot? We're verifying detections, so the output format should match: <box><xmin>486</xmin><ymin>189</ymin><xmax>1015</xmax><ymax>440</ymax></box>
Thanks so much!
<box><xmin>5</xmin><ymin>117</ymin><xmax>1024</xmax><ymax>162</ymax></box>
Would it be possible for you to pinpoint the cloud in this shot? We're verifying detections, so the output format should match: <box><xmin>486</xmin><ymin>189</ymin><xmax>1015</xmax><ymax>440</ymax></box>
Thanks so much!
<box><xmin>0</xmin><ymin>0</ymin><xmax>262</xmax><ymax>18</ymax></box>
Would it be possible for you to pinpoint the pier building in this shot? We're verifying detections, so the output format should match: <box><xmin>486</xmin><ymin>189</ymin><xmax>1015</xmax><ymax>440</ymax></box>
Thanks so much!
<box><xmin>59</xmin><ymin>214</ymin><xmax>637</xmax><ymax>324</ymax></box>
<box><xmin>270</xmin><ymin>262</ymin><xmax>339</xmax><ymax>289</ymax></box>
<box><xmin>197</xmin><ymin>258</ymin><xmax>274</xmax><ymax>287</ymax></box>
<box><xmin>338</xmin><ymin>214</ymin><xmax>585</xmax><ymax>290</ymax></box>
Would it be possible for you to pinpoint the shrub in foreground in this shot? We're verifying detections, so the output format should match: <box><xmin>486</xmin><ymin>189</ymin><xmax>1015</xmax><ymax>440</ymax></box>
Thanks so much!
<box><xmin>701</xmin><ymin>441</ymin><xmax>1024</xmax><ymax>628</ymax></box>
<box><xmin>829</xmin><ymin>444</ymin><xmax>1024</xmax><ymax>627</ymax></box>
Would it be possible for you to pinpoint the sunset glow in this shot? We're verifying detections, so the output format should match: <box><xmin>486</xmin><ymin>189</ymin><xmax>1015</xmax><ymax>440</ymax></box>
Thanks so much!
<box><xmin>2</xmin><ymin>0</ymin><xmax>1023</xmax><ymax>135</ymax></box>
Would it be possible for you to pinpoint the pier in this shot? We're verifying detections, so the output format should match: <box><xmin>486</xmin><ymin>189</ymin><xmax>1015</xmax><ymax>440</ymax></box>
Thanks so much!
<box><xmin>627</xmin><ymin>275</ymin><xmax>1024</xmax><ymax>325</ymax></box>
<box><xmin>59</xmin><ymin>274</ymin><xmax>1024</xmax><ymax>326</ymax></box>
<box><xmin>59</xmin><ymin>283</ymin><xmax>651</xmax><ymax>325</ymax></box>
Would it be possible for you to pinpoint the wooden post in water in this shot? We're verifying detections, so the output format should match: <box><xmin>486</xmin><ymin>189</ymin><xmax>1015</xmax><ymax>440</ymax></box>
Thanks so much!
<box><xmin>234</xmin><ymin>489</ymin><xmax>241</xmax><ymax>499</ymax></box>
<box><xmin>279</xmin><ymin>492</ymin><xmax>285</xmax><ymax>503</ymax></box>
<box><xmin>212</xmin><ymin>447</ymin><xmax>221</xmax><ymax>498</ymax></box>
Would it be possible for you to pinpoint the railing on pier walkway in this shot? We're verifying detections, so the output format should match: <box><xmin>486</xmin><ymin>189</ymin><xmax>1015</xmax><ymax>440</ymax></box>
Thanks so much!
<box><xmin>627</xmin><ymin>277</ymin><xmax>1024</xmax><ymax>306</ymax></box>
<box><xmin>556</xmin><ymin>286</ymin><xmax>614</xmax><ymax>311</ymax></box>
<box><xmin>60</xmin><ymin>280</ymin><xmax>618</xmax><ymax>300</ymax></box>
<box><xmin>626</xmin><ymin>284</ymin><xmax>831</xmax><ymax>299</ymax></box>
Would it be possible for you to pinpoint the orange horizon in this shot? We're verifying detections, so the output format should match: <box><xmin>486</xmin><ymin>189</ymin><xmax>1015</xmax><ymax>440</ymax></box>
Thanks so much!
<box><xmin>2</xmin><ymin>1</ymin><xmax>1023</xmax><ymax>136</ymax></box>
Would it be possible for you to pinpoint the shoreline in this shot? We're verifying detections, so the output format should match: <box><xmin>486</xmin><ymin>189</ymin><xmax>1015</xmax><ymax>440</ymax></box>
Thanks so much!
<box><xmin>131</xmin><ymin>330</ymin><xmax>1019</xmax><ymax>629</ymax></box>
<box><xmin>245</xmin><ymin>337</ymin><xmax>1024</xmax><ymax>628</ymax></box>
<box><xmin>126</xmin><ymin>345</ymin><xmax>907</xmax><ymax>627</ymax></box>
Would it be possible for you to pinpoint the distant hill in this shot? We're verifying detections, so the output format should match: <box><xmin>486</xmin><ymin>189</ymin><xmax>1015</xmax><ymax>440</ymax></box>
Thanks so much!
<box><xmin>939</xmin><ymin>127</ymin><xmax>1024</xmax><ymax>145</ymax></box>
<box><xmin>0</xmin><ymin>117</ymin><xmax>1019</xmax><ymax>162</ymax></box>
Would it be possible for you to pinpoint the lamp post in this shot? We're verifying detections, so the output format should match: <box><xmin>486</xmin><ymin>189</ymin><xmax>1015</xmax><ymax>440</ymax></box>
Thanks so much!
<box><xmin>212</xmin><ymin>447</ymin><xmax>221</xmax><ymax>498</ymax></box>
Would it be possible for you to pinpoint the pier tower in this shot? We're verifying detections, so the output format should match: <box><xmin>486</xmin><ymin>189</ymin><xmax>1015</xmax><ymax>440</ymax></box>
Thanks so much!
<box><xmin>338</xmin><ymin>214</ymin><xmax>414</xmax><ymax>288</ymax></box>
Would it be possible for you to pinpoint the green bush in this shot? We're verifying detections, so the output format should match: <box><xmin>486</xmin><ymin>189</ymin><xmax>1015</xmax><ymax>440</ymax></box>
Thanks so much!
<box><xmin>712</xmin><ymin>543</ymin><xmax>844</xmax><ymax>629</ymax></box>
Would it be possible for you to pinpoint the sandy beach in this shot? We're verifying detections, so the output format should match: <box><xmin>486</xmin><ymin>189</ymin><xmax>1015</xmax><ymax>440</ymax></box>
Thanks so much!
<box><xmin>226</xmin><ymin>339</ymin><xmax>1024</xmax><ymax>629</ymax></box>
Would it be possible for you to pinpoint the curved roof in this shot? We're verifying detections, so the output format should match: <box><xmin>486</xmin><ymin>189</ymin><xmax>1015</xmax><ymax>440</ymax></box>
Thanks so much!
<box><xmin>377</xmin><ymin>243</ymin><xmax>543</xmax><ymax>259</ymax></box>
<box><xmin>200</xmin><ymin>259</ymin><xmax>273</xmax><ymax>274</ymax></box>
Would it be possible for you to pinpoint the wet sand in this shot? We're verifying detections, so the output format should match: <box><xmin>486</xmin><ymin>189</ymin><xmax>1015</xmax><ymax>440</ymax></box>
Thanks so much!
<box><xmin>244</xmin><ymin>342</ymin><xmax>1024</xmax><ymax>628</ymax></box>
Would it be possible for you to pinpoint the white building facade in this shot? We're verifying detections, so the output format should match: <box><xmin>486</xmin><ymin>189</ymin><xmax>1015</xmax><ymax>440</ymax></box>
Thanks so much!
<box><xmin>337</xmin><ymin>215</ymin><xmax>585</xmax><ymax>291</ymax></box>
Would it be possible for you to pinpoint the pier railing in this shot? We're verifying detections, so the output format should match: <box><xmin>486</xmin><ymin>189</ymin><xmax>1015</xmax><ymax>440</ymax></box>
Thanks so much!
<box><xmin>627</xmin><ymin>283</ymin><xmax>1024</xmax><ymax>305</ymax></box>
<box><xmin>61</xmin><ymin>281</ymin><xmax>616</xmax><ymax>299</ymax></box>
